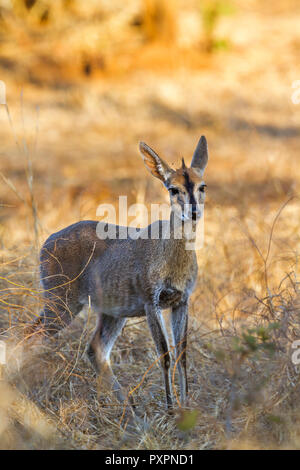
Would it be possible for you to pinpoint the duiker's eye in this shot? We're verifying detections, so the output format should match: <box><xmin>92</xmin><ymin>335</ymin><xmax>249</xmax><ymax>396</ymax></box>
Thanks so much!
<box><xmin>199</xmin><ymin>185</ymin><xmax>207</xmax><ymax>193</ymax></box>
<box><xmin>169</xmin><ymin>188</ymin><xmax>179</xmax><ymax>196</ymax></box>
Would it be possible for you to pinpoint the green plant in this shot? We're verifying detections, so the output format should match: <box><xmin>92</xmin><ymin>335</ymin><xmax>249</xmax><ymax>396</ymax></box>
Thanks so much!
<box><xmin>200</xmin><ymin>0</ymin><xmax>235</xmax><ymax>52</ymax></box>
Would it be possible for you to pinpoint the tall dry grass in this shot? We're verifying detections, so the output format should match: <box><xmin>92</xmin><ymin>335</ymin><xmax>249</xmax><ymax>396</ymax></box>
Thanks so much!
<box><xmin>0</xmin><ymin>0</ymin><xmax>300</xmax><ymax>450</ymax></box>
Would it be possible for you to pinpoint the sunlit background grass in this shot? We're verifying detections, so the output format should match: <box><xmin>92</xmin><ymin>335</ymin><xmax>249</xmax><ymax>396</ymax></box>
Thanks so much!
<box><xmin>0</xmin><ymin>0</ymin><xmax>300</xmax><ymax>449</ymax></box>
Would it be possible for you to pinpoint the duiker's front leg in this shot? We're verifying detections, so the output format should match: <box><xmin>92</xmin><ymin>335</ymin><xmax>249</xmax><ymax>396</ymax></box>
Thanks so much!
<box><xmin>171</xmin><ymin>302</ymin><xmax>188</xmax><ymax>405</ymax></box>
<box><xmin>145</xmin><ymin>304</ymin><xmax>173</xmax><ymax>408</ymax></box>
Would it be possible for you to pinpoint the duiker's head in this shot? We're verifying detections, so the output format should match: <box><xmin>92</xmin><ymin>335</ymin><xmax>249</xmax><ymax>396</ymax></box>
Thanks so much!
<box><xmin>139</xmin><ymin>136</ymin><xmax>208</xmax><ymax>222</ymax></box>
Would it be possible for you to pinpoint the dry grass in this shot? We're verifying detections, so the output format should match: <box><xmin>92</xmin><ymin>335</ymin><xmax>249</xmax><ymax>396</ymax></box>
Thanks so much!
<box><xmin>1</xmin><ymin>0</ymin><xmax>300</xmax><ymax>450</ymax></box>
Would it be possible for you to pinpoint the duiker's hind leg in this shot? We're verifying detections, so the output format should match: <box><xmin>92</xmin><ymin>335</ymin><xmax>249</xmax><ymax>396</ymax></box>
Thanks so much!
<box><xmin>26</xmin><ymin>281</ymin><xmax>82</xmax><ymax>339</ymax></box>
<box><xmin>27</xmin><ymin>233</ymin><xmax>87</xmax><ymax>339</ymax></box>
<box><xmin>87</xmin><ymin>314</ymin><xmax>127</xmax><ymax>402</ymax></box>
<box><xmin>31</xmin><ymin>299</ymin><xmax>82</xmax><ymax>337</ymax></box>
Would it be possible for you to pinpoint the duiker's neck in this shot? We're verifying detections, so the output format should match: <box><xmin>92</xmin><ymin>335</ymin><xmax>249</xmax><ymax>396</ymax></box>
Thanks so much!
<box><xmin>167</xmin><ymin>211</ymin><xmax>198</xmax><ymax>249</ymax></box>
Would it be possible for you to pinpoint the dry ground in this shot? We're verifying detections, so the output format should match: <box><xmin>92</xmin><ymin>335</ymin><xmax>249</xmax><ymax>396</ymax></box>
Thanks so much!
<box><xmin>0</xmin><ymin>0</ymin><xmax>300</xmax><ymax>449</ymax></box>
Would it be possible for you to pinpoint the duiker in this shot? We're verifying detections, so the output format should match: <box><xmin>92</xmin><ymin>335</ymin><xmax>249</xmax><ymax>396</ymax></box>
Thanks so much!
<box><xmin>29</xmin><ymin>137</ymin><xmax>208</xmax><ymax>408</ymax></box>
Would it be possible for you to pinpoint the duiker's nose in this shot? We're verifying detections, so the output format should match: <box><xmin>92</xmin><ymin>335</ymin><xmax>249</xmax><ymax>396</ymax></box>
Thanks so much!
<box><xmin>191</xmin><ymin>202</ymin><xmax>198</xmax><ymax>217</ymax></box>
<box><xmin>186</xmin><ymin>203</ymin><xmax>199</xmax><ymax>220</ymax></box>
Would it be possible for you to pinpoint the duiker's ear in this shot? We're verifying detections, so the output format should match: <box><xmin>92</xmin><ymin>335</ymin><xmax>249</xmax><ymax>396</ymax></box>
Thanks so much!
<box><xmin>191</xmin><ymin>136</ymin><xmax>208</xmax><ymax>175</ymax></box>
<box><xmin>139</xmin><ymin>142</ymin><xmax>174</xmax><ymax>183</ymax></box>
